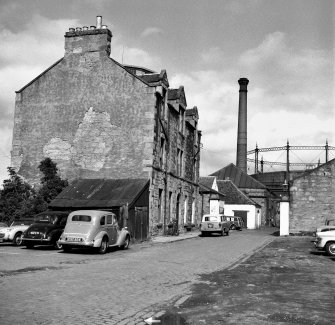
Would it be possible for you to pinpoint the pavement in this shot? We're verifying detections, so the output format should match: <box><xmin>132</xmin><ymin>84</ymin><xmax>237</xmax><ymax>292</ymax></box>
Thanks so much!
<box><xmin>150</xmin><ymin>230</ymin><xmax>201</xmax><ymax>243</ymax></box>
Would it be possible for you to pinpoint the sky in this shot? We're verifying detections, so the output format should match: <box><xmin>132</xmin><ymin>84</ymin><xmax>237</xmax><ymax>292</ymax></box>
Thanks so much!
<box><xmin>0</xmin><ymin>0</ymin><xmax>334</xmax><ymax>184</ymax></box>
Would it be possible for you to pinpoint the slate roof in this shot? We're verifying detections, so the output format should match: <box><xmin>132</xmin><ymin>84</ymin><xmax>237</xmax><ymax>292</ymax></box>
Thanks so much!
<box><xmin>50</xmin><ymin>178</ymin><xmax>149</xmax><ymax>209</ymax></box>
<box><xmin>139</xmin><ymin>70</ymin><xmax>169</xmax><ymax>87</ymax></box>
<box><xmin>199</xmin><ymin>176</ymin><xmax>215</xmax><ymax>189</ymax></box>
<box><xmin>217</xmin><ymin>180</ymin><xmax>260</xmax><ymax>206</ymax></box>
<box><xmin>199</xmin><ymin>182</ymin><xmax>225</xmax><ymax>200</ymax></box>
<box><xmin>210</xmin><ymin>163</ymin><xmax>266</xmax><ymax>189</ymax></box>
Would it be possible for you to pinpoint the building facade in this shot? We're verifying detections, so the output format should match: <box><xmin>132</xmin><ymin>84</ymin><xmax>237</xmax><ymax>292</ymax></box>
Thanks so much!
<box><xmin>11</xmin><ymin>17</ymin><xmax>201</xmax><ymax>236</ymax></box>
<box><xmin>289</xmin><ymin>159</ymin><xmax>335</xmax><ymax>232</ymax></box>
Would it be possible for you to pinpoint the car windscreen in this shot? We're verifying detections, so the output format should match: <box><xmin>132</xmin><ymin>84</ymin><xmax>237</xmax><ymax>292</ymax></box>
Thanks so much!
<box><xmin>204</xmin><ymin>216</ymin><xmax>221</xmax><ymax>222</ymax></box>
<box><xmin>35</xmin><ymin>215</ymin><xmax>58</xmax><ymax>224</ymax></box>
<box><xmin>326</xmin><ymin>220</ymin><xmax>335</xmax><ymax>226</ymax></box>
<box><xmin>71</xmin><ymin>215</ymin><xmax>92</xmax><ymax>222</ymax></box>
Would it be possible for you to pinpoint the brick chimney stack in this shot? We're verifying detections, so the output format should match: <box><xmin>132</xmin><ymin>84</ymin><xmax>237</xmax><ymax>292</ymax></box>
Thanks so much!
<box><xmin>236</xmin><ymin>78</ymin><xmax>249</xmax><ymax>173</ymax></box>
<box><xmin>64</xmin><ymin>16</ymin><xmax>112</xmax><ymax>57</ymax></box>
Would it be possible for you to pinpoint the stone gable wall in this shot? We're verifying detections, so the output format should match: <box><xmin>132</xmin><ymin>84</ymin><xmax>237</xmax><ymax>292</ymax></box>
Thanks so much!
<box><xmin>12</xmin><ymin>54</ymin><xmax>155</xmax><ymax>184</ymax></box>
<box><xmin>290</xmin><ymin>160</ymin><xmax>335</xmax><ymax>232</ymax></box>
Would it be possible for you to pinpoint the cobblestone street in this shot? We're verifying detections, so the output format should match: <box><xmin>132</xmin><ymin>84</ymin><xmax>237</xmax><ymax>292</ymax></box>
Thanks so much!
<box><xmin>0</xmin><ymin>229</ymin><xmax>274</xmax><ymax>324</ymax></box>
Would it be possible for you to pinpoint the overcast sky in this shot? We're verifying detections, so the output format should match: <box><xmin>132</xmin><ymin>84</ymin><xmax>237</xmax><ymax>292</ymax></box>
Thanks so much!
<box><xmin>0</xmin><ymin>0</ymin><xmax>334</xmax><ymax>184</ymax></box>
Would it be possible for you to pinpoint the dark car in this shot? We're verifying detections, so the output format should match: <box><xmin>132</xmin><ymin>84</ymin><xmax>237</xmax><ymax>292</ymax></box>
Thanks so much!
<box><xmin>22</xmin><ymin>211</ymin><xmax>69</xmax><ymax>249</ymax></box>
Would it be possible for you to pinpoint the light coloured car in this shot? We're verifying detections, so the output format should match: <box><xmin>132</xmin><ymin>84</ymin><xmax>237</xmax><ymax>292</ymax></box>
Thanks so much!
<box><xmin>0</xmin><ymin>220</ymin><xmax>34</xmax><ymax>246</ymax></box>
<box><xmin>58</xmin><ymin>210</ymin><xmax>130</xmax><ymax>254</ymax></box>
<box><xmin>200</xmin><ymin>214</ymin><xmax>231</xmax><ymax>236</ymax></box>
<box><xmin>315</xmin><ymin>219</ymin><xmax>335</xmax><ymax>234</ymax></box>
<box><xmin>312</xmin><ymin>229</ymin><xmax>335</xmax><ymax>256</ymax></box>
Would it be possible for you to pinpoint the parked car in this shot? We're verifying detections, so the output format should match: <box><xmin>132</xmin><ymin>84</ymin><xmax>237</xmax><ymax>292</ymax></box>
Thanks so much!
<box><xmin>315</xmin><ymin>219</ymin><xmax>335</xmax><ymax>234</ymax></box>
<box><xmin>21</xmin><ymin>211</ymin><xmax>69</xmax><ymax>249</ymax></box>
<box><xmin>0</xmin><ymin>219</ymin><xmax>34</xmax><ymax>246</ymax></box>
<box><xmin>0</xmin><ymin>222</ymin><xmax>8</xmax><ymax>229</ymax></box>
<box><xmin>226</xmin><ymin>216</ymin><xmax>244</xmax><ymax>230</ymax></box>
<box><xmin>200</xmin><ymin>214</ymin><xmax>231</xmax><ymax>236</ymax></box>
<box><xmin>312</xmin><ymin>229</ymin><xmax>335</xmax><ymax>256</ymax></box>
<box><xmin>58</xmin><ymin>210</ymin><xmax>130</xmax><ymax>254</ymax></box>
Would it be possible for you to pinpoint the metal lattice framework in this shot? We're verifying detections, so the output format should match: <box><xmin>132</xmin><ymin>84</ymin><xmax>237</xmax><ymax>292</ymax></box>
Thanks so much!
<box><xmin>247</xmin><ymin>141</ymin><xmax>335</xmax><ymax>173</ymax></box>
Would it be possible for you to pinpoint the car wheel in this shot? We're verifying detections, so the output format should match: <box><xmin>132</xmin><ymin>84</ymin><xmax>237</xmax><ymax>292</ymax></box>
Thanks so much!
<box><xmin>225</xmin><ymin>229</ymin><xmax>230</xmax><ymax>236</ymax></box>
<box><xmin>54</xmin><ymin>241</ymin><xmax>62</xmax><ymax>250</ymax></box>
<box><xmin>230</xmin><ymin>224</ymin><xmax>236</xmax><ymax>230</ymax></box>
<box><xmin>122</xmin><ymin>235</ymin><xmax>130</xmax><ymax>250</ymax></box>
<box><xmin>98</xmin><ymin>237</ymin><xmax>108</xmax><ymax>254</ymax></box>
<box><xmin>325</xmin><ymin>242</ymin><xmax>335</xmax><ymax>256</ymax></box>
<box><xmin>221</xmin><ymin>231</ymin><xmax>224</xmax><ymax>236</ymax></box>
<box><xmin>13</xmin><ymin>232</ymin><xmax>23</xmax><ymax>246</ymax></box>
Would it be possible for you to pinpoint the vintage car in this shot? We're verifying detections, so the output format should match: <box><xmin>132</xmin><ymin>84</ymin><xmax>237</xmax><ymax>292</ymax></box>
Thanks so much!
<box><xmin>0</xmin><ymin>219</ymin><xmax>34</xmax><ymax>246</ymax></box>
<box><xmin>0</xmin><ymin>222</ymin><xmax>8</xmax><ymax>229</ymax></box>
<box><xmin>315</xmin><ymin>219</ymin><xmax>335</xmax><ymax>234</ymax></box>
<box><xmin>58</xmin><ymin>210</ymin><xmax>130</xmax><ymax>254</ymax></box>
<box><xmin>200</xmin><ymin>214</ymin><xmax>231</xmax><ymax>236</ymax></box>
<box><xmin>21</xmin><ymin>211</ymin><xmax>69</xmax><ymax>249</ymax></box>
<box><xmin>312</xmin><ymin>229</ymin><xmax>335</xmax><ymax>256</ymax></box>
<box><xmin>226</xmin><ymin>216</ymin><xmax>244</xmax><ymax>230</ymax></box>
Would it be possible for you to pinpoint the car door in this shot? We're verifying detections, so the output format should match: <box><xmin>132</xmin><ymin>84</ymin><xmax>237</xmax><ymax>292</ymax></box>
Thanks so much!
<box><xmin>106</xmin><ymin>214</ymin><xmax>118</xmax><ymax>245</ymax></box>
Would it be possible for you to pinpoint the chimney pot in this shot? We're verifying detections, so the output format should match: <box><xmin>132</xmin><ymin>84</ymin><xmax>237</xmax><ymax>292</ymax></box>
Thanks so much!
<box><xmin>83</xmin><ymin>26</ymin><xmax>88</xmax><ymax>31</ymax></box>
<box><xmin>102</xmin><ymin>25</ymin><xmax>107</xmax><ymax>29</ymax></box>
<box><xmin>90</xmin><ymin>25</ymin><xmax>96</xmax><ymax>30</ymax></box>
<box><xmin>69</xmin><ymin>28</ymin><xmax>75</xmax><ymax>32</ymax></box>
<box><xmin>76</xmin><ymin>27</ymin><xmax>82</xmax><ymax>31</ymax></box>
<box><xmin>96</xmin><ymin>16</ymin><xmax>102</xmax><ymax>29</ymax></box>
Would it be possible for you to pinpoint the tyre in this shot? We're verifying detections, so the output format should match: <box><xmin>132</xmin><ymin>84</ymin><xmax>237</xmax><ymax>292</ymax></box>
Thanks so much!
<box><xmin>230</xmin><ymin>224</ymin><xmax>236</xmax><ymax>230</ymax></box>
<box><xmin>225</xmin><ymin>229</ymin><xmax>230</xmax><ymax>236</ymax></box>
<box><xmin>54</xmin><ymin>241</ymin><xmax>62</xmax><ymax>250</ymax></box>
<box><xmin>122</xmin><ymin>235</ymin><xmax>130</xmax><ymax>250</ymax></box>
<box><xmin>325</xmin><ymin>242</ymin><xmax>335</xmax><ymax>256</ymax></box>
<box><xmin>221</xmin><ymin>231</ymin><xmax>224</xmax><ymax>236</ymax></box>
<box><xmin>13</xmin><ymin>232</ymin><xmax>23</xmax><ymax>246</ymax></box>
<box><xmin>98</xmin><ymin>237</ymin><xmax>108</xmax><ymax>254</ymax></box>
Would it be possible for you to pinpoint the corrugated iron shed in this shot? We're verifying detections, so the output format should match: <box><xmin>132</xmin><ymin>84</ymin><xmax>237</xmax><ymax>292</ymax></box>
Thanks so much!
<box><xmin>210</xmin><ymin>163</ymin><xmax>266</xmax><ymax>189</ymax></box>
<box><xmin>49</xmin><ymin>178</ymin><xmax>149</xmax><ymax>209</ymax></box>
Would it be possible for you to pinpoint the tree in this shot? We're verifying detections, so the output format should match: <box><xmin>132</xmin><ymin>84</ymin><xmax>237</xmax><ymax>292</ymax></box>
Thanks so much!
<box><xmin>33</xmin><ymin>158</ymin><xmax>68</xmax><ymax>213</ymax></box>
<box><xmin>0</xmin><ymin>167</ymin><xmax>36</xmax><ymax>223</ymax></box>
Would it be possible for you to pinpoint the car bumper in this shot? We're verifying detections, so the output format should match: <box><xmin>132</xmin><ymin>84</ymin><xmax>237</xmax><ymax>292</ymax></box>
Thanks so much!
<box><xmin>22</xmin><ymin>238</ymin><xmax>53</xmax><ymax>245</ymax></box>
<box><xmin>58</xmin><ymin>240</ymin><xmax>94</xmax><ymax>248</ymax></box>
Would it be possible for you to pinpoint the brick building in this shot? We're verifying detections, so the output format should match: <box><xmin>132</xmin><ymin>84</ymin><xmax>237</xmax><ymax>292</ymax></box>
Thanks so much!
<box><xmin>289</xmin><ymin>159</ymin><xmax>335</xmax><ymax>232</ymax></box>
<box><xmin>11</xmin><ymin>17</ymin><xmax>201</xmax><ymax>236</ymax></box>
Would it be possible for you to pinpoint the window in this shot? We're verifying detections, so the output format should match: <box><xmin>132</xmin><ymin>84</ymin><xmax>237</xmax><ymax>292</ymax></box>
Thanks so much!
<box><xmin>179</xmin><ymin>108</ymin><xmax>185</xmax><ymax>134</ymax></box>
<box><xmin>183</xmin><ymin>196</ymin><xmax>188</xmax><ymax>224</ymax></box>
<box><xmin>177</xmin><ymin>149</ymin><xmax>183</xmax><ymax>176</ymax></box>
<box><xmin>71</xmin><ymin>215</ymin><xmax>92</xmax><ymax>222</ymax></box>
<box><xmin>160</xmin><ymin>137</ymin><xmax>165</xmax><ymax>167</ymax></box>
<box><xmin>107</xmin><ymin>215</ymin><xmax>113</xmax><ymax>225</ymax></box>
<box><xmin>100</xmin><ymin>216</ymin><xmax>106</xmax><ymax>226</ymax></box>
<box><xmin>169</xmin><ymin>191</ymin><xmax>173</xmax><ymax>221</ymax></box>
<box><xmin>158</xmin><ymin>189</ymin><xmax>163</xmax><ymax>223</ymax></box>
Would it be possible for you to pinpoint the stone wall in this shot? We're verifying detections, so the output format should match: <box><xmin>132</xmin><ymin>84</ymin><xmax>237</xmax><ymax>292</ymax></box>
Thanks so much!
<box><xmin>290</xmin><ymin>159</ymin><xmax>335</xmax><ymax>232</ymax></box>
<box><xmin>12</xmin><ymin>46</ymin><xmax>155</xmax><ymax>184</ymax></box>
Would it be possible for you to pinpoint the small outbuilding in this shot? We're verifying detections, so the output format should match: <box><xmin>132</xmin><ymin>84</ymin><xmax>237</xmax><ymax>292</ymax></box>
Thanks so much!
<box><xmin>49</xmin><ymin>178</ymin><xmax>149</xmax><ymax>241</ymax></box>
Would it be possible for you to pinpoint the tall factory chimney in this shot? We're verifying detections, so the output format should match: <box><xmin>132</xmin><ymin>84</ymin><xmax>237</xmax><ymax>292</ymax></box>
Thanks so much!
<box><xmin>236</xmin><ymin>78</ymin><xmax>249</xmax><ymax>173</ymax></box>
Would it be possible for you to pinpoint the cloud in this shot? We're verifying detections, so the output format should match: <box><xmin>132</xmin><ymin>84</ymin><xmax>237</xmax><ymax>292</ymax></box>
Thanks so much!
<box><xmin>200</xmin><ymin>47</ymin><xmax>224</xmax><ymax>64</ymax></box>
<box><xmin>239</xmin><ymin>31</ymin><xmax>333</xmax><ymax>116</ymax></box>
<box><xmin>141</xmin><ymin>27</ymin><xmax>163</xmax><ymax>38</ymax></box>
<box><xmin>169</xmin><ymin>31</ymin><xmax>334</xmax><ymax>176</ymax></box>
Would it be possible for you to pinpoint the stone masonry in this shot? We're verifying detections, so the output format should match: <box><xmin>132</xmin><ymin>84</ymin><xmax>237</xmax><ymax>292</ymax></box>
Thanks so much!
<box><xmin>289</xmin><ymin>159</ymin><xmax>335</xmax><ymax>232</ymax></box>
<box><xmin>11</xmin><ymin>17</ymin><xmax>201</xmax><ymax>236</ymax></box>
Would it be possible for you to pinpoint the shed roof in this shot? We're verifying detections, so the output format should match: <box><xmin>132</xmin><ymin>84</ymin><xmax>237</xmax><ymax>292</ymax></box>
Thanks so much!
<box><xmin>217</xmin><ymin>180</ymin><xmax>260</xmax><ymax>206</ymax></box>
<box><xmin>210</xmin><ymin>163</ymin><xmax>266</xmax><ymax>189</ymax></box>
<box><xmin>50</xmin><ymin>178</ymin><xmax>149</xmax><ymax>209</ymax></box>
